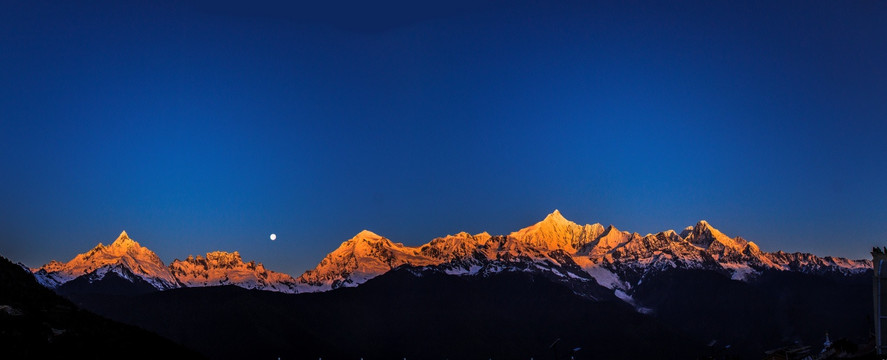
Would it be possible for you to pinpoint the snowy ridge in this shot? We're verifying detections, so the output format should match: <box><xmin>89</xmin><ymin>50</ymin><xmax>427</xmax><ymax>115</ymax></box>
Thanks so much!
<box><xmin>32</xmin><ymin>231</ymin><xmax>297</xmax><ymax>292</ymax></box>
<box><xmin>33</xmin><ymin>231</ymin><xmax>179</xmax><ymax>290</ymax></box>
<box><xmin>296</xmin><ymin>210</ymin><xmax>871</xmax><ymax>293</ymax></box>
<box><xmin>296</xmin><ymin>230</ymin><xmax>437</xmax><ymax>290</ymax></box>
<box><xmin>294</xmin><ymin>226</ymin><xmax>594</xmax><ymax>290</ymax></box>
<box><xmin>30</xmin><ymin>212</ymin><xmax>871</xmax><ymax>301</ymax></box>
<box><xmin>169</xmin><ymin>251</ymin><xmax>298</xmax><ymax>292</ymax></box>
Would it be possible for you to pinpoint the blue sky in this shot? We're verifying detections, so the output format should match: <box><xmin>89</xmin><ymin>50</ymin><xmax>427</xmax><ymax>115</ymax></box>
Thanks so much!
<box><xmin>1</xmin><ymin>0</ymin><xmax>885</xmax><ymax>275</ymax></box>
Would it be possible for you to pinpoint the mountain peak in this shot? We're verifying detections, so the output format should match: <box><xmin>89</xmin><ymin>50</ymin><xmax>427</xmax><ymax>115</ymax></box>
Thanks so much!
<box><xmin>543</xmin><ymin>209</ymin><xmax>569</xmax><ymax>224</ymax></box>
<box><xmin>691</xmin><ymin>220</ymin><xmax>722</xmax><ymax>237</ymax></box>
<box><xmin>536</xmin><ymin>209</ymin><xmax>577</xmax><ymax>229</ymax></box>
<box><xmin>112</xmin><ymin>230</ymin><xmax>137</xmax><ymax>247</ymax></box>
<box><xmin>298</xmin><ymin>230</ymin><xmax>435</xmax><ymax>289</ymax></box>
<box><xmin>353</xmin><ymin>230</ymin><xmax>383</xmax><ymax>240</ymax></box>
<box><xmin>34</xmin><ymin>231</ymin><xmax>178</xmax><ymax>290</ymax></box>
<box><xmin>683</xmin><ymin>220</ymin><xmax>750</xmax><ymax>253</ymax></box>
<box><xmin>507</xmin><ymin>209</ymin><xmax>588</xmax><ymax>251</ymax></box>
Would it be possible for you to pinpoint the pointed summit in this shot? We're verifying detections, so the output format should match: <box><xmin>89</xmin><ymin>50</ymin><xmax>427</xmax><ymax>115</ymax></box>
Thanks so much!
<box><xmin>33</xmin><ymin>231</ymin><xmax>178</xmax><ymax>290</ymax></box>
<box><xmin>112</xmin><ymin>230</ymin><xmax>136</xmax><ymax>247</ymax></box>
<box><xmin>509</xmin><ymin>209</ymin><xmax>591</xmax><ymax>251</ymax></box>
<box><xmin>354</xmin><ymin>229</ymin><xmax>383</xmax><ymax>240</ymax></box>
<box><xmin>581</xmin><ymin>224</ymin><xmax>631</xmax><ymax>256</ymax></box>
<box><xmin>691</xmin><ymin>220</ymin><xmax>722</xmax><ymax>238</ymax></box>
<box><xmin>543</xmin><ymin>209</ymin><xmax>570</xmax><ymax>225</ymax></box>
<box><xmin>679</xmin><ymin>221</ymin><xmax>717</xmax><ymax>240</ymax></box>
<box><xmin>684</xmin><ymin>220</ymin><xmax>749</xmax><ymax>252</ymax></box>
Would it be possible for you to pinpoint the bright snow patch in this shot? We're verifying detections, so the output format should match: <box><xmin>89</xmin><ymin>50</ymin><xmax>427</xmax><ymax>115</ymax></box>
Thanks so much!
<box><xmin>614</xmin><ymin>289</ymin><xmax>653</xmax><ymax>314</ymax></box>
<box><xmin>720</xmin><ymin>263</ymin><xmax>759</xmax><ymax>281</ymax></box>
<box><xmin>444</xmin><ymin>265</ymin><xmax>483</xmax><ymax>276</ymax></box>
<box><xmin>583</xmin><ymin>265</ymin><xmax>629</xmax><ymax>290</ymax></box>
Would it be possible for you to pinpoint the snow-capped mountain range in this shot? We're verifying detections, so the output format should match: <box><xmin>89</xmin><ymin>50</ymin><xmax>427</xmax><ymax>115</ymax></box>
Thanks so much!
<box><xmin>293</xmin><ymin>210</ymin><xmax>870</xmax><ymax>296</ymax></box>
<box><xmin>32</xmin><ymin>211</ymin><xmax>870</xmax><ymax>299</ymax></box>
<box><xmin>33</xmin><ymin>231</ymin><xmax>298</xmax><ymax>292</ymax></box>
<box><xmin>33</xmin><ymin>231</ymin><xmax>179</xmax><ymax>290</ymax></box>
<box><xmin>169</xmin><ymin>250</ymin><xmax>298</xmax><ymax>292</ymax></box>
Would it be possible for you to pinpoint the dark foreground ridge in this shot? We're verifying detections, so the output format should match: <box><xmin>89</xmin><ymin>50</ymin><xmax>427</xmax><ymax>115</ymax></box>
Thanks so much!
<box><xmin>68</xmin><ymin>267</ymin><xmax>703</xmax><ymax>360</ymax></box>
<box><xmin>0</xmin><ymin>254</ymin><xmax>204</xmax><ymax>359</ymax></box>
<box><xmin>59</xmin><ymin>264</ymin><xmax>874</xmax><ymax>360</ymax></box>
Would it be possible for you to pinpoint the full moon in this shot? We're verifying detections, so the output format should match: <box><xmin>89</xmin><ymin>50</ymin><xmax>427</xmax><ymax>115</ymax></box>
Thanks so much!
<box><xmin>270</xmin><ymin>233</ymin><xmax>276</xmax><ymax>241</ymax></box>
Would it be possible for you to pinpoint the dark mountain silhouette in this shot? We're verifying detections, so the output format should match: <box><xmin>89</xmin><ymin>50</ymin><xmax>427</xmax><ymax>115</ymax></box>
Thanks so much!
<box><xmin>66</xmin><ymin>267</ymin><xmax>703</xmax><ymax>360</ymax></box>
<box><xmin>0</xmin><ymin>254</ymin><xmax>203</xmax><ymax>359</ymax></box>
<box><xmin>631</xmin><ymin>268</ymin><xmax>873</xmax><ymax>359</ymax></box>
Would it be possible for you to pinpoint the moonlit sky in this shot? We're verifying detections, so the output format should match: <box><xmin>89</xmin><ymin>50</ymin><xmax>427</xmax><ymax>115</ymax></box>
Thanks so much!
<box><xmin>1</xmin><ymin>0</ymin><xmax>885</xmax><ymax>275</ymax></box>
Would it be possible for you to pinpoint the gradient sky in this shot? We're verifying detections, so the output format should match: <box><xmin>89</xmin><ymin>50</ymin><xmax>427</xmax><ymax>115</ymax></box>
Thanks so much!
<box><xmin>1</xmin><ymin>0</ymin><xmax>885</xmax><ymax>276</ymax></box>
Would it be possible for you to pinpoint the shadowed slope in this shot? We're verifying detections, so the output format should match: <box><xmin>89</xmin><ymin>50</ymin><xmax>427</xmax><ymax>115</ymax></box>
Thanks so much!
<box><xmin>71</xmin><ymin>268</ymin><xmax>702</xmax><ymax>360</ymax></box>
<box><xmin>0</xmin><ymin>254</ymin><xmax>203</xmax><ymax>359</ymax></box>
